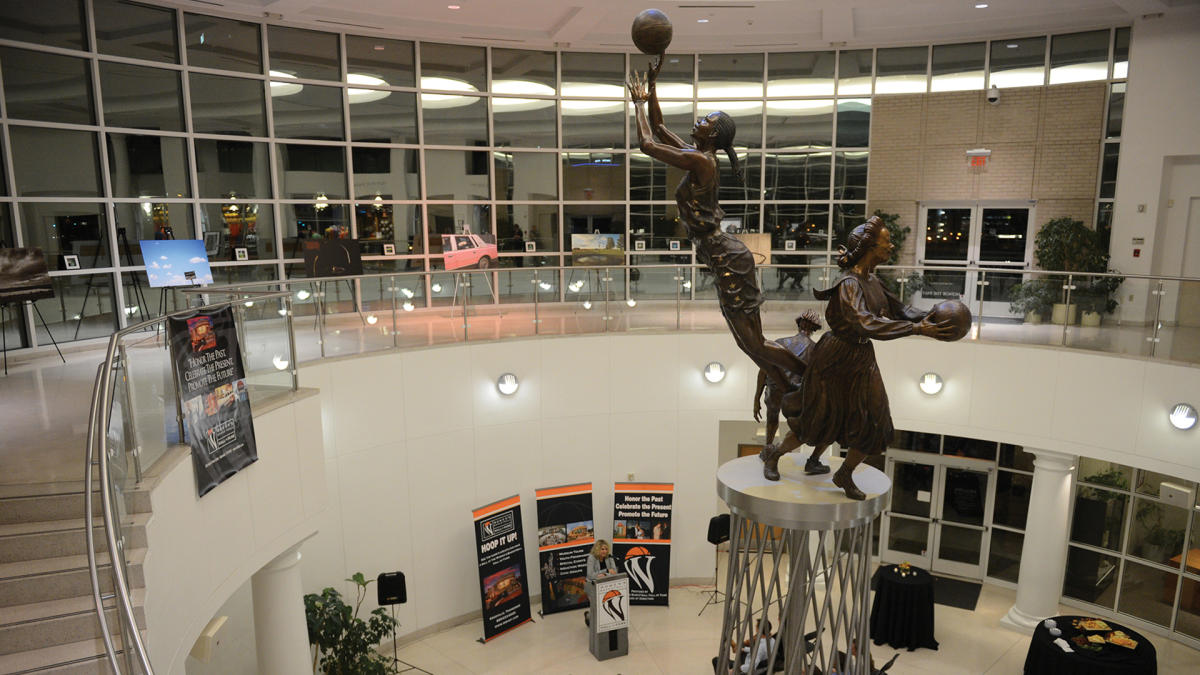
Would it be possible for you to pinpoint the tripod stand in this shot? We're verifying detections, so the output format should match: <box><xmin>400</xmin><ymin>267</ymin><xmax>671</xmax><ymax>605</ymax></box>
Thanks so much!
<box><xmin>1</xmin><ymin>301</ymin><xmax>66</xmax><ymax>376</ymax></box>
<box><xmin>699</xmin><ymin>514</ymin><xmax>730</xmax><ymax>616</ymax></box>
<box><xmin>72</xmin><ymin>227</ymin><xmax>150</xmax><ymax>339</ymax></box>
<box><xmin>385</xmin><ymin>605</ymin><xmax>431</xmax><ymax>674</ymax></box>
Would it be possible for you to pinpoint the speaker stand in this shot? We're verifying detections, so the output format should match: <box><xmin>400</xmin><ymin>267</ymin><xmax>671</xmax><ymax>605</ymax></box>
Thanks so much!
<box><xmin>387</xmin><ymin>605</ymin><xmax>432</xmax><ymax>674</ymax></box>
<box><xmin>697</xmin><ymin>544</ymin><xmax>725</xmax><ymax>616</ymax></box>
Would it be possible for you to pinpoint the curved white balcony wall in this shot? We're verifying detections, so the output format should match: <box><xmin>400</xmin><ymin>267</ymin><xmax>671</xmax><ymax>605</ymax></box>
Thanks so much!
<box><xmin>292</xmin><ymin>333</ymin><xmax>1200</xmax><ymax>640</ymax></box>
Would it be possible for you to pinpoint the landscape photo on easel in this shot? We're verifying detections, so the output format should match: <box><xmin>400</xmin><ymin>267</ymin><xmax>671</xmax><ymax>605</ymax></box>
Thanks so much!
<box><xmin>0</xmin><ymin>248</ymin><xmax>55</xmax><ymax>303</ymax></box>
<box><xmin>139</xmin><ymin>239</ymin><xmax>215</xmax><ymax>288</ymax></box>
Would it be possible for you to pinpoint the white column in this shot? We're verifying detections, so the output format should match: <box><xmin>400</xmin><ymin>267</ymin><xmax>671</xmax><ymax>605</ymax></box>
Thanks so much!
<box><xmin>1001</xmin><ymin>448</ymin><xmax>1077</xmax><ymax>633</ymax></box>
<box><xmin>251</xmin><ymin>543</ymin><xmax>311</xmax><ymax>674</ymax></box>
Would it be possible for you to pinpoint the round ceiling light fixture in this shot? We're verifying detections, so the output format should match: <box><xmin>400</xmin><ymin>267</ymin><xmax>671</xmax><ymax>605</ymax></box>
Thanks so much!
<box><xmin>919</xmin><ymin>372</ymin><xmax>944</xmax><ymax>395</ymax></box>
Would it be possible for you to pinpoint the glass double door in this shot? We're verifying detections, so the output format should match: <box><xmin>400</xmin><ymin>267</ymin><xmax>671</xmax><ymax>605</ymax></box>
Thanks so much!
<box><xmin>880</xmin><ymin>452</ymin><xmax>996</xmax><ymax>579</ymax></box>
<box><xmin>916</xmin><ymin>203</ymin><xmax>1033</xmax><ymax>317</ymax></box>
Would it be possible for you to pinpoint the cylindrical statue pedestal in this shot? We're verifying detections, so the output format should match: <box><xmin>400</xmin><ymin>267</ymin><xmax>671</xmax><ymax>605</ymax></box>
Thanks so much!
<box><xmin>716</xmin><ymin>454</ymin><xmax>890</xmax><ymax>675</ymax></box>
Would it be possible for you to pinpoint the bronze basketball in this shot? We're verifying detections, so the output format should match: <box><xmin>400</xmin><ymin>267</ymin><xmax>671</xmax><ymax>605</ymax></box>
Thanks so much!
<box><xmin>631</xmin><ymin>9</ymin><xmax>673</xmax><ymax>55</ymax></box>
<box><xmin>928</xmin><ymin>299</ymin><xmax>972</xmax><ymax>342</ymax></box>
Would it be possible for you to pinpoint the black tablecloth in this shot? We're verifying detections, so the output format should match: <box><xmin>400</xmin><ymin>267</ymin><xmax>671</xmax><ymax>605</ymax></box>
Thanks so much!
<box><xmin>1024</xmin><ymin>615</ymin><xmax>1156</xmax><ymax>675</ymax></box>
<box><xmin>869</xmin><ymin>564</ymin><xmax>938</xmax><ymax>651</ymax></box>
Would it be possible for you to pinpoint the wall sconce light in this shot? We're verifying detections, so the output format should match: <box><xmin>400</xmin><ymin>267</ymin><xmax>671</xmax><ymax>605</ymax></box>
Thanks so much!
<box><xmin>366</xmin><ymin>314</ymin><xmax>378</xmax><ymax>325</ymax></box>
<box><xmin>1169</xmin><ymin>403</ymin><xmax>1197</xmax><ymax>430</ymax></box>
<box><xmin>496</xmin><ymin>373</ymin><xmax>519</xmax><ymax>396</ymax></box>
<box><xmin>703</xmin><ymin>362</ymin><xmax>726</xmax><ymax>383</ymax></box>
<box><xmin>626</xmin><ymin>298</ymin><xmax>637</xmax><ymax>308</ymax></box>
<box><xmin>582</xmin><ymin>300</ymin><xmax>593</xmax><ymax>310</ymax></box>
<box><xmin>296</xmin><ymin>289</ymin><xmax>311</xmax><ymax>300</ymax></box>
<box><xmin>919</xmin><ymin>372</ymin><xmax>943</xmax><ymax>395</ymax></box>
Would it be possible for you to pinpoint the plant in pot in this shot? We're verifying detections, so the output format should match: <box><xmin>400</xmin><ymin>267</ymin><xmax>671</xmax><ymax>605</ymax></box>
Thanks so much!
<box><xmin>305</xmin><ymin>572</ymin><xmax>398</xmax><ymax>675</ymax></box>
<box><xmin>1007</xmin><ymin>278</ymin><xmax>1056</xmax><ymax>324</ymax></box>
<box><xmin>1031</xmin><ymin>217</ymin><xmax>1121</xmax><ymax>325</ymax></box>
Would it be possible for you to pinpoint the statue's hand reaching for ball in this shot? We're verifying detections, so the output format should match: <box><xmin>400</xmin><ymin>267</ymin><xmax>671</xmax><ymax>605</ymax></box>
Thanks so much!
<box><xmin>916</xmin><ymin>317</ymin><xmax>958</xmax><ymax>340</ymax></box>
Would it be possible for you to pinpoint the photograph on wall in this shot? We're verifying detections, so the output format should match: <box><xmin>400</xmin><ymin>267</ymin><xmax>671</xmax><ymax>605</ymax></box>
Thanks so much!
<box><xmin>139</xmin><ymin>239</ymin><xmax>214</xmax><ymax>288</ymax></box>
<box><xmin>612</xmin><ymin>482</ymin><xmax>674</xmax><ymax>606</ymax></box>
<box><xmin>441</xmin><ymin>233</ymin><xmax>498</xmax><ymax>271</ymax></box>
<box><xmin>535</xmin><ymin>483</ymin><xmax>594</xmax><ymax>615</ymax></box>
<box><xmin>0</xmin><ymin>248</ymin><xmax>55</xmax><ymax>303</ymax></box>
<box><xmin>63</xmin><ymin>254</ymin><xmax>80</xmax><ymax>270</ymax></box>
<box><xmin>571</xmin><ymin>233</ymin><xmax>624</xmax><ymax>266</ymax></box>
<box><xmin>472</xmin><ymin>495</ymin><xmax>532</xmax><ymax>641</ymax></box>
<box><xmin>166</xmin><ymin>307</ymin><xmax>257</xmax><ymax>497</ymax></box>
<box><xmin>302</xmin><ymin>239</ymin><xmax>364</xmax><ymax>278</ymax></box>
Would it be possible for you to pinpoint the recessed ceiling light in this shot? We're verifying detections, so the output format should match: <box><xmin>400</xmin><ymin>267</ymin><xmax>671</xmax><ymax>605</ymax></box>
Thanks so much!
<box><xmin>697</xmin><ymin>18</ymin><xmax>709</xmax><ymax>23</ymax></box>
<box><xmin>975</xmin><ymin>3</ymin><xmax>989</xmax><ymax>8</ymax></box>
<box><xmin>373</xmin><ymin>45</ymin><xmax>385</xmax><ymax>51</ymax></box>
<box><xmin>1006</xmin><ymin>43</ymin><xmax>1019</xmax><ymax>48</ymax></box>
<box><xmin>448</xmin><ymin>4</ymin><xmax>461</xmax><ymax>9</ymax></box>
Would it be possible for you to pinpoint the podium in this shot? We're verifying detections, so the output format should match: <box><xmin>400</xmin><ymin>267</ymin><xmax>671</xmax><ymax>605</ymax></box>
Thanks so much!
<box><xmin>586</xmin><ymin>572</ymin><xmax>629</xmax><ymax>660</ymax></box>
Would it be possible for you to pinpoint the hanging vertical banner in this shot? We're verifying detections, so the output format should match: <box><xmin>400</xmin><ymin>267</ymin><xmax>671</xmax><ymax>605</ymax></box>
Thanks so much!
<box><xmin>472</xmin><ymin>494</ymin><xmax>532</xmax><ymax>641</ymax></box>
<box><xmin>611</xmin><ymin>482</ymin><xmax>674</xmax><ymax>606</ymax></box>
<box><xmin>166</xmin><ymin>306</ymin><xmax>257</xmax><ymax>497</ymax></box>
<box><xmin>534</xmin><ymin>482</ymin><xmax>594</xmax><ymax>615</ymax></box>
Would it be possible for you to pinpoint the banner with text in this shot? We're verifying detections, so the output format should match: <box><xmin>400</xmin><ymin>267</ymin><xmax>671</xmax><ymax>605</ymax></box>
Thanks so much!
<box><xmin>472</xmin><ymin>495</ymin><xmax>532</xmax><ymax>641</ymax></box>
<box><xmin>167</xmin><ymin>307</ymin><xmax>257</xmax><ymax>497</ymax></box>
<box><xmin>611</xmin><ymin>482</ymin><xmax>674</xmax><ymax>606</ymax></box>
<box><xmin>534</xmin><ymin>482</ymin><xmax>594</xmax><ymax>615</ymax></box>
<box><xmin>594</xmin><ymin>574</ymin><xmax>630</xmax><ymax>632</ymax></box>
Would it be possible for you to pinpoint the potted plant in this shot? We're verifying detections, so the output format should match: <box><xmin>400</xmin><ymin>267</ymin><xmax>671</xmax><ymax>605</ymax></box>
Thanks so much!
<box><xmin>305</xmin><ymin>572</ymin><xmax>398</xmax><ymax>675</ymax></box>
<box><xmin>1007</xmin><ymin>278</ymin><xmax>1056</xmax><ymax>324</ymax></box>
<box><xmin>1031</xmin><ymin>217</ymin><xmax>1121</xmax><ymax>325</ymax></box>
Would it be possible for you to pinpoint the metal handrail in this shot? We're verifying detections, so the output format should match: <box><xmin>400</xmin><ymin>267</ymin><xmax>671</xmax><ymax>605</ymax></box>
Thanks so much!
<box><xmin>85</xmin><ymin>292</ymin><xmax>293</xmax><ymax>674</ymax></box>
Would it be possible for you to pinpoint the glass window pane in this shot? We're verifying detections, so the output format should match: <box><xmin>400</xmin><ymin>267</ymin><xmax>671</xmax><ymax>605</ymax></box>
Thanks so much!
<box><xmin>94</xmin><ymin>0</ymin><xmax>178</xmax><ymax>63</ymax></box>
<box><xmin>565</xmin><ymin>204</ymin><xmax>624</xmax><ymax>241</ymax></box>
<box><xmin>942</xmin><ymin>435</ymin><xmax>997</xmax><ymax>460</ymax></box>
<box><xmin>887</xmin><ymin>518</ymin><xmax>929</xmax><ymax>557</ymax></box>
<box><xmin>767</xmin><ymin>204</ymin><xmax>829</xmax><ymax>251</ymax></box>
<box><xmin>208</xmin><ymin>264</ymin><xmax>276</xmax><ymax>287</ymax></box>
<box><xmin>715</xmin><ymin>204</ymin><xmax>760</xmax><ymax>235</ymax></box>
<box><xmin>353</xmin><ymin>147</ymin><xmax>419</xmax><ymax>200</ymax></box>
<box><xmin>0</xmin><ymin>47</ymin><xmax>93</xmax><ymax>125</ymax></box>
<box><xmin>837</xmin><ymin>50</ymin><xmax>872</xmax><ymax>95</ymax></box>
<box><xmin>563</xmin><ymin>101</ymin><xmax>625</xmax><ymax>148</ymax></box>
<box><xmin>426</xmin><ymin>204</ymin><xmax>489</xmax><ymax>241</ymax></box>
<box><xmin>767</xmin><ymin>51</ymin><xmax>834</xmax><ymax>97</ymax></box>
<box><xmin>834</xmin><ymin>151</ymin><xmax>867</xmax><ymax>200</ymax></box>
<box><xmin>1117</xmin><ymin>559</ymin><xmax>1178</xmax><ymax>627</ymax></box>
<box><xmin>629</xmin><ymin>204</ymin><xmax>683</xmax><ymax>251</ymax></box>
<box><xmin>1063</xmin><ymin>545</ymin><xmax>1118</xmax><ymax>607</ymax></box>
<box><xmin>19</xmin><ymin>203</ymin><xmax>109</xmax><ymax>269</ymax></box>
<box><xmin>114</xmin><ymin>203</ymin><xmax>193</xmax><ymax>264</ymax></box>
<box><xmin>107</xmin><ymin>134</ymin><xmax>190</xmax><ymax>198</ymax></box>
<box><xmin>562</xmin><ymin>152</ymin><xmax>625</xmax><ymax>201</ymax></box>
<box><xmin>833</xmin><ymin>204</ymin><xmax>865</xmax><ymax>246</ymax></box>
<box><xmin>195</xmin><ymin>139</ymin><xmax>271</xmax><ymax>199</ymax></box>
<box><xmin>494</xmin><ymin>152</ymin><xmax>556</xmax><ymax>201</ymax></box>
<box><xmin>420</xmin><ymin>43</ymin><xmax>486</xmax><ymax>92</ymax></box>
<box><xmin>37</xmin><ymin>273</ymin><xmax>117</xmax><ymax>343</ymax></box>
<box><xmin>0</xmin><ymin>0</ymin><xmax>85</xmax><ymax>50</ymax></box>
<box><xmin>893</xmin><ymin>430</ymin><xmax>941</xmax><ymax>453</ymax></box>
<box><xmin>837</xmin><ymin>99</ymin><xmax>871</xmax><ymax>147</ymax></box>
<box><xmin>718</xmin><ymin>152</ymin><xmax>759</xmax><ymax>202</ymax></box>
<box><xmin>1175</xmin><ymin>578</ymin><xmax>1200</xmax><ymax>641</ymax></box>
<box><xmin>989</xmin><ymin>37</ymin><xmax>1045</xmax><ymax>88</ymax></box>
<box><xmin>355</xmin><ymin>203</ymin><xmax>418</xmax><ymax>256</ymax></box>
<box><xmin>766</xmin><ymin>100</ymin><xmax>833</xmax><ymax>149</ymax></box>
<box><xmin>875</xmin><ymin>46</ymin><xmax>927</xmax><ymax>94</ymax></box>
<box><xmin>627</xmin><ymin>101</ymin><xmax>693</xmax><ymax>149</ymax></box>
<box><xmin>268</xmin><ymin>26</ymin><xmax>339</xmax><ymax>81</ymax></box>
<box><xmin>699</xmin><ymin>101</ymin><xmax>761</xmax><ymax>149</ymax></box>
<box><xmin>629</xmin><ymin>152</ymin><xmax>685</xmax><ymax>202</ymax></box>
<box><xmin>698</xmin><ymin>53</ymin><xmax>763</xmax><ymax>98</ymax></box>
<box><xmin>1071</xmin><ymin>484</ymin><xmax>1127</xmax><ymax>552</ymax></box>
<box><xmin>498</xmin><ymin>204</ymin><xmax>559</xmax><ymax>253</ymax></box>
<box><xmin>492</xmin><ymin>48</ymin><xmax>555</xmax><ymax>92</ymax></box>
<box><xmin>424</xmin><ymin>150</ymin><xmax>489</xmax><ymax>200</ymax></box>
<box><xmin>190</xmin><ymin>73</ymin><xmax>266</xmax><ymax>136</ymax></box>
<box><xmin>1130</xmin><ymin>496</ymin><xmax>1188</xmax><ymax>566</ymax></box>
<box><xmin>998</xmin><ymin>444</ymin><xmax>1034</xmax><ymax>471</ymax></box>
<box><xmin>349</xmin><ymin>91</ymin><xmax>417</xmax><ymax>144</ymax></box>
<box><xmin>987</xmin><ymin>529</ymin><xmax>1023</xmax><ymax>583</ymax></box>
<box><xmin>271</xmin><ymin>83</ymin><xmax>344</xmax><ymax>141</ymax></box>
<box><xmin>276</xmin><ymin>143</ymin><xmax>347</xmax><ymax>199</ymax></box>
<box><xmin>421</xmin><ymin>94</ymin><xmax>487</xmax><ymax>146</ymax></box>
<box><xmin>1077</xmin><ymin>457</ymin><xmax>1131</xmax><ymax>489</ymax></box>
<box><xmin>100</xmin><ymin>62</ymin><xmax>184</xmax><ymax>132</ymax></box>
<box><xmin>978</xmin><ymin>208</ymin><xmax>1029</xmax><ymax>263</ymax></box>
<box><xmin>653</xmin><ymin>54</ymin><xmax>695</xmax><ymax>99</ymax></box>
<box><xmin>493</xmin><ymin>99</ymin><xmax>556</xmax><ymax>148</ymax></box>
<box><xmin>1099</xmin><ymin>143</ymin><xmax>1119</xmax><ymax>200</ymax></box>
<box><xmin>185</xmin><ymin>13</ymin><xmax>262</xmax><ymax>74</ymax></box>
<box><xmin>1113</xmin><ymin>27</ymin><xmax>1129</xmax><ymax>79</ymax></box>
<box><xmin>346</xmin><ymin>35</ymin><xmax>414</xmax><ymax>89</ymax></box>
<box><xmin>931</xmin><ymin>42</ymin><xmax>985</xmax><ymax>92</ymax></box>
<box><xmin>1106</xmin><ymin>82</ymin><xmax>1125</xmax><ymax>139</ymax></box>
<box><xmin>764</xmin><ymin>152</ymin><xmax>830</xmax><ymax>201</ymax></box>
<box><xmin>11</xmin><ymin>128</ymin><xmax>101</xmax><ymax>197</ymax></box>
<box><xmin>199</xmin><ymin>202</ymin><xmax>275</xmax><ymax>261</ymax></box>
<box><xmin>1134</xmin><ymin>469</ymin><xmax>1178</xmax><ymax>498</ymax></box>
<box><xmin>994</xmin><ymin>471</ymin><xmax>1032</xmax><ymax>529</ymax></box>
<box><xmin>282</xmin><ymin>203</ymin><xmax>350</xmax><ymax>247</ymax></box>
<box><xmin>1049</xmin><ymin>30</ymin><xmax>1109</xmax><ymax>84</ymax></box>
<box><xmin>562</xmin><ymin>52</ymin><xmax>625</xmax><ymax>96</ymax></box>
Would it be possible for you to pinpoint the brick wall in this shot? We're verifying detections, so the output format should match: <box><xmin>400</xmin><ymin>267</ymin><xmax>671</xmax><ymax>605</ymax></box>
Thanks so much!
<box><xmin>867</xmin><ymin>82</ymin><xmax>1107</xmax><ymax>265</ymax></box>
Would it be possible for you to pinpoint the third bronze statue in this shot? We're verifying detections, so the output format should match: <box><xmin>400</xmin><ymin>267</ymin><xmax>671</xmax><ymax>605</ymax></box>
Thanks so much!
<box><xmin>628</xmin><ymin>9</ymin><xmax>969</xmax><ymax>500</ymax></box>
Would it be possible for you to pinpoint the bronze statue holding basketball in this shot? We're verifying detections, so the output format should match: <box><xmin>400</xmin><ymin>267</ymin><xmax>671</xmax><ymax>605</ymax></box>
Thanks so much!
<box><xmin>628</xmin><ymin>10</ymin><xmax>966</xmax><ymax>500</ymax></box>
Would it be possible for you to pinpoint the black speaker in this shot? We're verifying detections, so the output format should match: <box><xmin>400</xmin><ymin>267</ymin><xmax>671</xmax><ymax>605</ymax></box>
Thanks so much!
<box><xmin>707</xmin><ymin>514</ymin><xmax>730</xmax><ymax>545</ymax></box>
<box><xmin>377</xmin><ymin>571</ymin><xmax>407</xmax><ymax>605</ymax></box>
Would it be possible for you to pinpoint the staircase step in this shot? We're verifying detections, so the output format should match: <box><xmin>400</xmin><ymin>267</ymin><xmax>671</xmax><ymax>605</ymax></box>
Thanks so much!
<box><xmin>0</xmin><ymin>636</ymin><xmax>119</xmax><ymax>675</ymax></box>
<box><xmin>0</xmin><ymin>494</ymin><xmax>90</xmax><ymax>526</ymax></box>
<box><xmin>0</xmin><ymin>551</ymin><xmax>145</xmax><ymax>608</ymax></box>
<box><xmin>0</xmin><ymin>591</ymin><xmax>145</xmax><ymax>656</ymax></box>
<box><xmin>0</xmin><ymin>515</ymin><xmax>148</xmax><ymax>564</ymax></box>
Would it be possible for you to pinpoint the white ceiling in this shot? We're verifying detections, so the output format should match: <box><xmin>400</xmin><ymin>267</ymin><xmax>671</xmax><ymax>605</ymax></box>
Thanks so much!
<box><xmin>159</xmin><ymin>0</ymin><xmax>1197</xmax><ymax>51</ymax></box>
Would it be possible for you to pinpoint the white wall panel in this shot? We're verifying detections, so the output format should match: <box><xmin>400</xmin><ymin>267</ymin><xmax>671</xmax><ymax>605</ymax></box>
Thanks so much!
<box><xmin>330</xmin><ymin>355</ymin><xmax>405</xmax><ymax>455</ymax></box>
<box><xmin>609</xmin><ymin>333</ymin><xmax>679</xmax><ymax>413</ymax></box>
<box><xmin>401</xmin><ymin>347</ymin><xmax>474</xmax><ymax>439</ymax></box>
<box><xmin>540</xmin><ymin>335</ymin><xmax>610</xmax><ymax>418</ymax></box>
<box><xmin>1051</xmin><ymin>351</ymin><xmax>1145</xmax><ymax>452</ymax></box>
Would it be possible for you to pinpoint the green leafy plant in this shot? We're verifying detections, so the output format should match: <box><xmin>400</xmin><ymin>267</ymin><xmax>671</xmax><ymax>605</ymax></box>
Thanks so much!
<box><xmin>1007</xmin><ymin>278</ymin><xmax>1057</xmax><ymax>319</ymax></box>
<box><xmin>305</xmin><ymin>573</ymin><xmax>398</xmax><ymax>675</ymax></box>
<box><xmin>1032</xmin><ymin>217</ymin><xmax>1124</xmax><ymax>314</ymax></box>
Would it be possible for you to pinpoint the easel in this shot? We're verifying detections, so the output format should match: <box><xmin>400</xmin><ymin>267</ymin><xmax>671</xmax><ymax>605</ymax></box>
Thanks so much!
<box><xmin>449</xmin><ymin>270</ymin><xmax>494</xmax><ymax>339</ymax></box>
<box><xmin>309</xmin><ymin>278</ymin><xmax>367</xmax><ymax>358</ymax></box>
<box><xmin>2</xmin><ymin>301</ymin><xmax>66</xmax><ymax>376</ymax></box>
<box><xmin>72</xmin><ymin>227</ymin><xmax>150</xmax><ymax>339</ymax></box>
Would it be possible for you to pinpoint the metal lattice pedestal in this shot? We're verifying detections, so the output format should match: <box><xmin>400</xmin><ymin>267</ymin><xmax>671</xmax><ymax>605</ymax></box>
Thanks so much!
<box><xmin>716</xmin><ymin>454</ymin><xmax>890</xmax><ymax>675</ymax></box>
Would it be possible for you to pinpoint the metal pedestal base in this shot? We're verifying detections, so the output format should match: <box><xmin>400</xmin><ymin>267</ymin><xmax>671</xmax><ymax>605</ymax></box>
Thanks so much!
<box><xmin>715</xmin><ymin>454</ymin><xmax>890</xmax><ymax>675</ymax></box>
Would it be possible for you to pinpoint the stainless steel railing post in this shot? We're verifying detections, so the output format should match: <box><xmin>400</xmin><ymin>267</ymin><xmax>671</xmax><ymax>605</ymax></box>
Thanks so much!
<box><xmin>1062</xmin><ymin>274</ymin><xmax>1074</xmax><ymax>346</ymax></box>
<box><xmin>1148</xmin><ymin>280</ymin><xmax>1166</xmax><ymax>358</ymax></box>
<box><xmin>532</xmin><ymin>270</ymin><xmax>541</xmax><ymax>334</ymax></box>
<box><xmin>284</xmin><ymin>295</ymin><xmax>299</xmax><ymax>391</ymax></box>
<box><xmin>976</xmin><ymin>270</ymin><xmax>987</xmax><ymax>341</ymax></box>
<box><xmin>389</xmin><ymin>276</ymin><xmax>399</xmax><ymax>348</ymax></box>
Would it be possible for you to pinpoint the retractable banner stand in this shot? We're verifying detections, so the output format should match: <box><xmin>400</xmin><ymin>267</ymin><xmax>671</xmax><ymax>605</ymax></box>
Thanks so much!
<box><xmin>472</xmin><ymin>495</ymin><xmax>533</xmax><ymax>642</ymax></box>
<box><xmin>534</xmin><ymin>482</ymin><xmax>594</xmax><ymax>615</ymax></box>
<box><xmin>166</xmin><ymin>307</ymin><xmax>257</xmax><ymax>497</ymax></box>
<box><xmin>611</xmin><ymin>482</ymin><xmax>674</xmax><ymax>606</ymax></box>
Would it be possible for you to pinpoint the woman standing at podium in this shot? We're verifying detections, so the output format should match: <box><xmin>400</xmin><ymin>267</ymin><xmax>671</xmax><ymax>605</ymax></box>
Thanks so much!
<box><xmin>584</xmin><ymin>539</ymin><xmax>618</xmax><ymax>626</ymax></box>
